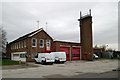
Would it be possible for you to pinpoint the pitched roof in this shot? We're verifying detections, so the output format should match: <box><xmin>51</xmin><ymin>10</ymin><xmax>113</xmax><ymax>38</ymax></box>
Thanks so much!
<box><xmin>9</xmin><ymin>28</ymin><xmax>53</xmax><ymax>44</ymax></box>
<box><xmin>54</xmin><ymin>40</ymin><xmax>81</xmax><ymax>45</ymax></box>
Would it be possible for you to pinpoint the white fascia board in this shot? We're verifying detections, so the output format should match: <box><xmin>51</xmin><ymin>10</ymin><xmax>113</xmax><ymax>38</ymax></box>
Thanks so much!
<box><xmin>28</xmin><ymin>28</ymin><xmax>43</xmax><ymax>37</ymax></box>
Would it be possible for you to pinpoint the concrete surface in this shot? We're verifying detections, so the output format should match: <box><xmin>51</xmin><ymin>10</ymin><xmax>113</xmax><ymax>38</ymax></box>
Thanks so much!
<box><xmin>2</xmin><ymin>59</ymin><xmax>119</xmax><ymax>78</ymax></box>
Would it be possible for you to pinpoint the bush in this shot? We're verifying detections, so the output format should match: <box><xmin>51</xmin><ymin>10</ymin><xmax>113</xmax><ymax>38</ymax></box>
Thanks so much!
<box><xmin>1</xmin><ymin>59</ymin><xmax>25</xmax><ymax>66</ymax></box>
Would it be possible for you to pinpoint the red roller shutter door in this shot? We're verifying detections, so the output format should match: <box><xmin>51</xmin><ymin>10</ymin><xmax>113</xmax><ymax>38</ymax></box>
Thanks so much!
<box><xmin>60</xmin><ymin>47</ymin><xmax>70</xmax><ymax>61</ymax></box>
<box><xmin>72</xmin><ymin>47</ymin><xmax>80</xmax><ymax>60</ymax></box>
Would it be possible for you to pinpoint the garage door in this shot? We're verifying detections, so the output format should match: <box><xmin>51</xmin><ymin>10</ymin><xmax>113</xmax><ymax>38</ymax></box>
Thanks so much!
<box><xmin>12</xmin><ymin>54</ymin><xmax>19</xmax><ymax>61</ymax></box>
<box><xmin>60</xmin><ymin>47</ymin><xmax>70</xmax><ymax>61</ymax></box>
<box><xmin>72</xmin><ymin>47</ymin><xmax>80</xmax><ymax>60</ymax></box>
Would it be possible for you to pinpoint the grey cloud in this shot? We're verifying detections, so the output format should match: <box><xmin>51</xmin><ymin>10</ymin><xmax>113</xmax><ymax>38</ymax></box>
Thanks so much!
<box><xmin>2</xmin><ymin>2</ymin><xmax>118</xmax><ymax>50</ymax></box>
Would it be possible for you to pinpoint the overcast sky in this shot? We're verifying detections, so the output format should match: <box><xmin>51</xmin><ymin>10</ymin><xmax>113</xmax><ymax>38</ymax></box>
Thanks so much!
<box><xmin>1</xmin><ymin>1</ymin><xmax>118</xmax><ymax>50</ymax></box>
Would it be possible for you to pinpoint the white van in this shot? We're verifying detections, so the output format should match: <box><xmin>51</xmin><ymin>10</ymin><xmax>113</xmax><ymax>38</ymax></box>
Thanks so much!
<box><xmin>51</xmin><ymin>52</ymin><xmax>66</xmax><ymax>63</ymax></box>
<box><xmin>34</xmin><ymin>53</ymin><xmax>55</xmax><ymax>64</ymax></box>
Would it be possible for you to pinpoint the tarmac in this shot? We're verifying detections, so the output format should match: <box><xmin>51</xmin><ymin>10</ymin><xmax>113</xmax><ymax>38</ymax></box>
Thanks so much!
<box><xmin>2</xmin><ymin>59</ymin><xmax>119</xmax><ymax>78</ymax></box>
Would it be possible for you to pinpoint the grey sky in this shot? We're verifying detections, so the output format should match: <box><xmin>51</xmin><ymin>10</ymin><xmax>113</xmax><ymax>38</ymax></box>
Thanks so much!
<box><xmin>1</xmin><ymin>1</ymin><xmax>118</xmax><ymax>50</ymax></box>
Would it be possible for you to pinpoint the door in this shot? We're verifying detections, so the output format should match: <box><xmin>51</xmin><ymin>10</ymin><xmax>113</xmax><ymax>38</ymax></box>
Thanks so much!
<box><xmin>72</xmin><ymin>47</ymin><xmax>80</xmax><ymax>60</ymax></box>
<box><xmin>60</xmin><ymin>47</ymin><xmax>70</xmax><ymax>61</ymax></box>
<box><xmin>12</xmin><ymin>54</ymin><xmax>19</xmax><ymax>61</ymax></box>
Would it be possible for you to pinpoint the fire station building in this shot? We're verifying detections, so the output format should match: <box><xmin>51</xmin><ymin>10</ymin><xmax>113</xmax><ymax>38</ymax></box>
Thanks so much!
<box><xmin>6</xmin><ymin>10</ymin><xmax>93</xmax><ymax>62</ymax></box>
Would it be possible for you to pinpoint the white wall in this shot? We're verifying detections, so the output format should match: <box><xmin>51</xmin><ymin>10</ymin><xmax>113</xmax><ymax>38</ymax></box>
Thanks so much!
<box><xmin>11</xmin><ymin>52</ymin><xmax>26</xmax><ymax>62</ymax></box>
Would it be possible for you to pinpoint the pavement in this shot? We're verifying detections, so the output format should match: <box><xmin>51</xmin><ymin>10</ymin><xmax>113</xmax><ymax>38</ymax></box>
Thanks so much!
<box><xmin>2</xmin><ymin>59</ymin><xmax>119</xmax><ymax>78</ymax></box>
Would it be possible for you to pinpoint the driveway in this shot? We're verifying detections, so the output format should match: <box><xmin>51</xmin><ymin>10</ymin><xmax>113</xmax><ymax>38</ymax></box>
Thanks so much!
<box><xmin>2</xmin><ymin>59</ymin><xmax>119</xmax><ymax>78</ymax></box>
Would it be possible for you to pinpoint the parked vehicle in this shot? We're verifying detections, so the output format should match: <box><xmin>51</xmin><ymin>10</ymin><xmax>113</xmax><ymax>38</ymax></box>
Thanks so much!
<box><xmin>93</xmin><ymin>54</ymin><xmax>99</xmax><ymax>59</ymax></box>
<box><xmin>51</xmin><ymin>52</ymin><xmax>66</xmax><ymax>63</ymax></box>
<box><xmin>34</xmin><ymin>53</ymin><xmax>55</xmax><ymax>64</ymax></box>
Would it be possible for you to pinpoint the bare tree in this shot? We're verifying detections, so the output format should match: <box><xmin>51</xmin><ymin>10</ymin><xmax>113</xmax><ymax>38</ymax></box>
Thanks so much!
<box><xmin>0</xmin><ymin>26</ymin><xmax>7</xmax><ymax>55</ymax></box>
<box><xmin>0</xmin><ymin>27</ymin><xmax>2</xmax><ymax>58</ymax></box>
<box><xmin>94</xmin><ymin>44</ymin><xmax>98</xmax><ymax>48</ymax></box>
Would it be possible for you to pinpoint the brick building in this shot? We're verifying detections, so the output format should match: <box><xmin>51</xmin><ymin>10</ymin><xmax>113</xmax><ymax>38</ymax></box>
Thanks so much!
<box><xmin>6</xmin><ymin>28</ymin><xmax>53</xmax><ymax>62</ymax></box>
<box><xmin>53</xmin><ymin>41</ymin><xmax>81</xmax><ymax>61</ymax></box>
<box><xmin>6</xmin><ymin>10</ymin><xmax>93</xmax><ymax>62</ymax></box>
<box><xmin>6</xmin><ymin>28</ymin><xmax>81</xmax><ymax>62</ymax></box>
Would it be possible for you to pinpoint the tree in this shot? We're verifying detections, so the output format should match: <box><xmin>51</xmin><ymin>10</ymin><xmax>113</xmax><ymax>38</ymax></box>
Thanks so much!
<box><xmin>0</xmin><ymin>26</ymin><xmax>7</xmax><ymax>55</ymax></box>
<box><xmin>100</xmin><ymin>45</ymin><xmax>107</xmax><ymax>51</ymax></box>
<box><xmin>94</xmin><ymin>44</ymin><xmax>98</xmax><ymax>48</ymax></box>
<box><xmin>107</xmin><ymin>48</ymin><xmax>113</xmax><ymax>52</ymax></box>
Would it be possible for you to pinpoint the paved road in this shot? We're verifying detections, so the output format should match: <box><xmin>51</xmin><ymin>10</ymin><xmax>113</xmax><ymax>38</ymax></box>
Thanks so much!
<box><xmin>44</xmin><ymin>70</ymin><xmax>118</xmax><ymax>78</ymax></box>
<box><xmin>2</xmin><ymin>59</ymin><xmax>119</xmax><ymax>78</ymax></box>
<box><xmin>2</xmin><ymin>71</ymin><xmax>119</xmax><ymax>80</ymax></box>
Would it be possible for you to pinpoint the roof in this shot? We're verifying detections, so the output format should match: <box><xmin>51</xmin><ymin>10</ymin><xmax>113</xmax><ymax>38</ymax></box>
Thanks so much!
<box><xmin>9</xmin><ymin>28</ymin><xmax>53</xmax><ymax>44</ymax></box>
<box><xmin>54</xmin><ymin>40</ymin><xmax>81</xmax><ymax>45</ymax></box>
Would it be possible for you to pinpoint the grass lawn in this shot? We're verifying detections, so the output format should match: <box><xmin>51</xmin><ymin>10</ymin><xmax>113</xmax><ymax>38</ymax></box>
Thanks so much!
<box><xmin>0</xmin><ymin>59</ymin><xmax>25</xmax><ymax>66</ymax></box>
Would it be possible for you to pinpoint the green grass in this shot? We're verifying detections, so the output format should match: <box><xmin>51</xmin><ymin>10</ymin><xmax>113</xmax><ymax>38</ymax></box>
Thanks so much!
<box><xmin>0</xmin><ymin>59</ymin><xmax>25</xmax><ymax>66</ymax></box>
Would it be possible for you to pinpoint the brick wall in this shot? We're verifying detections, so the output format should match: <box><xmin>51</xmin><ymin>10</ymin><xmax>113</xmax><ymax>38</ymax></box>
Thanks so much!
<box><xmin>79</xmin><ymin>15</ymin><xmax>93</xmax><ymax>60</ymax></box>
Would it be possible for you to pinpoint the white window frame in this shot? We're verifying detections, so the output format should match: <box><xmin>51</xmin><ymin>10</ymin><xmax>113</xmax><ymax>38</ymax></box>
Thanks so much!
<box><xmin>16</xmin><ymin>43</ymin><xmax>17</xmax><ymax>49</ymax></box>
<box><xmin>39</xmin><ymin>39</ymin><xmax>44</xmax><ymax>48</ymax></box>
<box><xmin>46</xmin><ymin>39</ymin><xmax>51</xmax><ymax>50</ymax></box>
<box><xmin>12</xmin><ymin>44</ymin><xmax>14</xmax><ymax>49</ymax></box>
<box><xmin>14</xmin><ymin>44</ymin><xmax>15</xmax><ymax>49</ymax></box>
<box><xmin>24</xmin><ymin>40</ymin><xmax>26</xmax><ymax>48</ymax></box>
<box><xmin>21</xmin><ymin>41</ymin><xmax>23</xmax><ymax>48</ymax></box>
<box><xmin>18</xmin><ymin>42</ymin><xmax>20</xmax><ymax>49</ymax></box>
<box><xmin>46</xmin><ymin>39</ymin><xmax>51</xmax><ymax>47</ymax></box>
<box><xmin>19</xmin><ymin>42</ymin><xmax>21</xmax><ymax>49</ymax></box>
<box><xmin>32</xmin><ymin>38</ymin><xmax>37</xmax><ymax>47</ymax></box>
<box><xmin>16</xmin><ymin>43</ymin><xmax>18</xmax><ymax>49</ymax></box>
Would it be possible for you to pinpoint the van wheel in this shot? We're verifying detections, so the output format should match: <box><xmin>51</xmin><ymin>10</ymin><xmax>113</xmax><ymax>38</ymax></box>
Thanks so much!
<box><xmin>41</xmin><ymin>61</ymin><xmax>45</xmax><ymax>65</ymax></box>
<box><xmin>49</xmin><ymin>63</ymin><xmax>53</xmax><ymax>65</ymax></box>
<box><xmin>62</xmin><ymin>62</ymin><xmax>65</xmax><ymax>64</ymax></box>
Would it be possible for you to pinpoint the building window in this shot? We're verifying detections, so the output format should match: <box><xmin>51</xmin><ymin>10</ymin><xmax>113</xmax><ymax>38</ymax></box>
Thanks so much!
<box><xmin>16</xmin><ymin>43</ymin><xmax>17</xmax><ymax>49</ymax></box>
<box><xmin>18</xmin><ymin>42</ymin><xmax>20</xmax><ymax>49</ymax></box>
<box><xmin>46</xmin><ymin>39</ymin><xmax>51</xmax><ymax>50</ymax></box>
<box><xmin>20</xmin><ymin>54</ymin><xmax>26</xmax><ymax>58</ymax></box>
<box><xmin>32</xmin><ymin>38</ymin><xmax>37</xmax><ymax>47</ymax></box>
<box><xmin>46</xmin><ymin>39</ymin><xmax>51</xmax><ymax>47</ymax></box>
<box><xmin>19</xmin><ymin>42</ymin><xmax>21</xmax><ymax>48</ymax></box>
<box><xmin>12</xmin><ymin>45</ymin><xmax>14</xmax><ymax>49</ymax></box>
<box><xmin>24</xmin><ymin>40</ymin><xmax>26</xmax><ymax>48</ymax></box>
<box><xmin>17</xmin><ymin>43</ymin><xmax>18</xmax><ymax>49</ymax></box>
<box><xmin>11</xmin><ymin>45</ymin><xmax>13</xmax><ymax>50</ymax></box>
<box><xmin>12</xmin><ymin>44</ymin><xmax>14</xmax><ymax>49</ymax></box>
<box><xmin>40</xmin><ymin>39</ymin><xmax>44</xmax><ymax>48</ymax></box>
<box><xmin>13</xmin><ymin>44</ymin><xmax>15</xmax><ymax>49</ymax></box>
<box><xmin>21</xmin><ymin>41</ymin><xmax>23</xmax><ymax>48</ymax></box>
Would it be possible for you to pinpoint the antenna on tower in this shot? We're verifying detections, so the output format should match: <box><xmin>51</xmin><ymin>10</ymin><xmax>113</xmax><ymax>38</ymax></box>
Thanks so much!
<box><xmin>45</xmin><ymin>22</ymin><xmax>48</xmax><ymax>47</ymax></box>
<box><xmin>37</xmin><ymin>20</ymin><xmax>40</xmax><ymax>29</ymax></box>
<box><xmin>45</xmin><ymin>22</ymin><xmax>48</xmax><ymax>32</ymax></box>
<box><xmin>80</xmin><ymin>11</ymin><xmax>82</xmax><ymax>18</ymax></box>
<box><xmin>89</xmin><ymin>9</ymin><xmax>91</xmax><ymax>16</ymax></box>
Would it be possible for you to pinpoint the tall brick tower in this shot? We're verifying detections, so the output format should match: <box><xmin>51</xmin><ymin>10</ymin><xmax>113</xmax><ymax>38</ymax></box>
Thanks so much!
<box><xmin>78</xmin><ymin>9</ymin><xmax>93</xmax><ymax>61</ymax></box>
